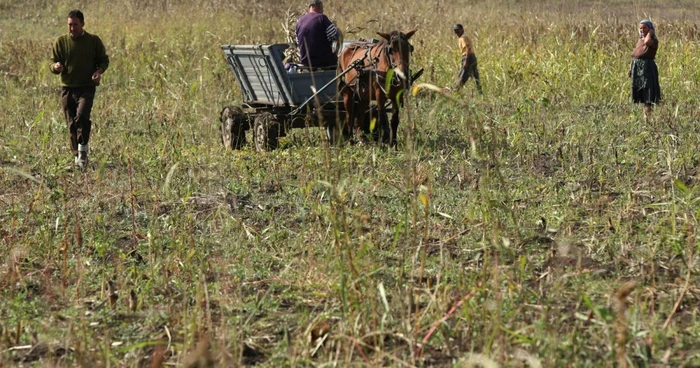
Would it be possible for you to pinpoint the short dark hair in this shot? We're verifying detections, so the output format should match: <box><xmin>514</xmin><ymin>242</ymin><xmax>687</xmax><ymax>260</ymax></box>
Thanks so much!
<box><xmin>67</xmin><ymin>10</ymin><xmax>84</xmax><ymax>23</ymax></box>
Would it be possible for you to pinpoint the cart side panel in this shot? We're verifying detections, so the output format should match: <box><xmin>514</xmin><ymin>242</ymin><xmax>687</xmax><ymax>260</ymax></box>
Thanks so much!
<box><xmin>221</xmin><ymin>44</ymin><xmax>294</xmax><ymax>106</ymax></box>
<box><xmin>287</xmin><ymin>70</ymin><xmax>338</xmax><ymax>105</ymax></box>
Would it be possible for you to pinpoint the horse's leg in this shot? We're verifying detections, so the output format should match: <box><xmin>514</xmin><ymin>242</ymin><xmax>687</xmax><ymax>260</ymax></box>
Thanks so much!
<box><xmin>366</xmin><ymin>105</ymin><xmax>383</xmax><ymax>143</ymax></box>
<box><xmin>373</xmin><ymin>85</ymin><xmax>388</xmax><ymax>145</ymax></box>
<box><xmin>339</xmin><ymin>89</ymin><xmax>354</xmax><ymax>145</ymax></box>
<box><xmin>356</xmin><ymin>67</ymin><xmax>372</xmax><ymax>139</ymax></box>
<box><xmin>380</xmin><ymin>107</ymin><xmax>390</xmax><ymax>144</ymax></box>
<box><xmin>355</xmin><ymin>98</ymin><xmax>370</xmax><ymax>143</ymax></box>
<box><xmin>389</xmin><ymin>97</ymin><xmax>400</xmax><ymax>148</ymax></box>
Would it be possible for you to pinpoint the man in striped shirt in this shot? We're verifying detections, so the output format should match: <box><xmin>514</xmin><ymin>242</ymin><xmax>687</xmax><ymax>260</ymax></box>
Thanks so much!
<box><xmin>296</xmin><ymin>0</ymin><xmax>339</xmax><ymax>68</ymax></box>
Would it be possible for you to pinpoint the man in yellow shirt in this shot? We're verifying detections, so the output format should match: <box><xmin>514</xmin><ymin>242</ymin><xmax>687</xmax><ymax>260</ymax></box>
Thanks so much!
<box><xmin>454</xmin><ymin>24</ymin><xmax>482</xmax><ymax>94</ymax></box>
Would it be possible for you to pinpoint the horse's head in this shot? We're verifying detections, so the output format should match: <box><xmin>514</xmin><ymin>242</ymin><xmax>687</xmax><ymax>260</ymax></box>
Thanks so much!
<box><xmin>377</xmin><ymin>29</ymin><xmax>416</xmax><ymax>86</ymax></box>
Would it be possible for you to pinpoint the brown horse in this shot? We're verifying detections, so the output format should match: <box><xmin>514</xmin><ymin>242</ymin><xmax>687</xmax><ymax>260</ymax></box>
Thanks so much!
<box><xmin>337</xmin><ymin>29</ymin><xmax>416</xmax><ymax>146</ymax></box>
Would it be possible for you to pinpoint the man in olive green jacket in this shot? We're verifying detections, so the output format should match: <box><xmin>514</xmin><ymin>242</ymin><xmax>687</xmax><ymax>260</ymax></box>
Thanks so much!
<box><xmin>50</xmin><ymin>9</ymin><xmax>109</xmax><ymax>170</ymax></box>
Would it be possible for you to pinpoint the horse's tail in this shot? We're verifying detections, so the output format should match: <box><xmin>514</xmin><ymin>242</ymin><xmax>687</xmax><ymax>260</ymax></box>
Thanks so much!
<box><xmin>337</xmin><ymin>45</ymin><xmax>352</xmax><ymax>85</ymax></box>
<box><xmin>336</xmin><ymin>52</ymin><xmax>347</xmax><ymax>93</ymax></box>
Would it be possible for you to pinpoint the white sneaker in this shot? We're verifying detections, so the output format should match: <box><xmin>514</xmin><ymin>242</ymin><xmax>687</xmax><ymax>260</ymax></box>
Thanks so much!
<box><xmin>78</xmin><ymin>144</ymin><xmax>88</xmax><ymax>171</ymax></box>
<box><xmin>69</xmin><ymin>155</ymin><xmax>82</xmax><ymax>171</ymax></box>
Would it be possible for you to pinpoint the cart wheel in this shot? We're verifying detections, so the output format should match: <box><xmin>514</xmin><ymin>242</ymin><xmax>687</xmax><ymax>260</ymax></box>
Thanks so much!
<box><xmin>220</xmin><ymin>106</ymin><xmax>247</xmax><ymax>150</ymax></box>
<box><xmin>253</xmin><ymin>112</ymin><xmax>282</xmax><ymax>151</ymax></box>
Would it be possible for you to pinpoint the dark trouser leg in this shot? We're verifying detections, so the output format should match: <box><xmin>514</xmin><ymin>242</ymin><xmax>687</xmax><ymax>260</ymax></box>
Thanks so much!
<box><xmin>456</xmin><ymin>55</ymin><xmax>469</xmax><ymax>89</ymax></box>
<box><xmin>75</xmin><ymin>87</ymin><xmax>96</xmax><ymax>146</ymax></box>
<box><xmin>75</xmin><ymin>87</ymin><xmax>96</xmax><ymax>166</ymax></box>
<box><xmin>470</xmin><ymin>58</ymin><xmax>482</xmax><ymax>94</ymax></box>
<box><xmin>61</xmin><ymin>87</ymin><xmax>79</xmax><ymax>157</ymax></box>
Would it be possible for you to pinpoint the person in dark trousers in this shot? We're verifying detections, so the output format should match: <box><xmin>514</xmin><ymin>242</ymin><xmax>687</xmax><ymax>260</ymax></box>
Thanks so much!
<box><xmin>629</xmin><ymin>19</ymin><xmax>661</xmax><ymax>121</ymax></box>
<box><xmin>296</xmin><ymin>0</ymin><xmax>339</xmax><ymax>68</ymax></box>
<box><xmin>50</xmin><ymin>9</ymin><xmax>109</xmax><ymax>170</ymax></box>
<box><xmin>453</xmin><ymin>23</ymin><xmax>482</xmax><ymax>94</ymax></box>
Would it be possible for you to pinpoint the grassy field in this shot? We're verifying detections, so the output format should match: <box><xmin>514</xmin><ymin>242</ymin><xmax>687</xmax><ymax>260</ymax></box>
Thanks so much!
<box><xmin>2</xmin><ymin>0</ymin><xmax>700</xmax><ymax>366</ymax></box>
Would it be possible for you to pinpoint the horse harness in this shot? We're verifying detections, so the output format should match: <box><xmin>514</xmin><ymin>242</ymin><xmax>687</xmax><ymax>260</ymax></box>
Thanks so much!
<box><xmin>344</xmin><ymin>40</ymin><xmax>408</xmax><ymax>95</ymax></box>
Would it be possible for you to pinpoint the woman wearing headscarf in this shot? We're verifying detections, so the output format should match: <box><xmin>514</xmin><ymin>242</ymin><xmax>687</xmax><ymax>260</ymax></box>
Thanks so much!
<box><xmin>629</xmin><ymin>19</ymin><xmax>661</xmax><ymax>120</ymax></box>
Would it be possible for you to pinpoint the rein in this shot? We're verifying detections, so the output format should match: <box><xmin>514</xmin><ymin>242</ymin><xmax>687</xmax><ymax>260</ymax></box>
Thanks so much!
<box><xmin>380</xmin><ymin>43</ymin><xmax>408</xmax><ymax>89</ymax></box>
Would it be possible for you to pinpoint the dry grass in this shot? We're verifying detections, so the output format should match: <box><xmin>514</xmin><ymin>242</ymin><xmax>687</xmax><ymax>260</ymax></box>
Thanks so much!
<box><xmin>1</xmin><ymin>0</ymin><xmax>700</xmax><ymax>366</ymax></box>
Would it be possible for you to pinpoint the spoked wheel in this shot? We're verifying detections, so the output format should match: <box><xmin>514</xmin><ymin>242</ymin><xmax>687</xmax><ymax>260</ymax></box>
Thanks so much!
<box><xmin>253</xmin><ymin>112</ymin><xmax>283</xmax><ymax>151</ymax></box>
<box><xmin>220</xmin><ymin>106</ymin><xmax>247</xmax><ymax>150</ymax></box>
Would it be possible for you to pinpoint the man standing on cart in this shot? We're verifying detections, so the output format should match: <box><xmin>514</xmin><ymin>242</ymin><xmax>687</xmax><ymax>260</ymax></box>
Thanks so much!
<box><xmin>296</xmin><ymin>0</ymin><xmax>339</xmax><ymax>69</ymax></box>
